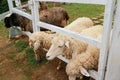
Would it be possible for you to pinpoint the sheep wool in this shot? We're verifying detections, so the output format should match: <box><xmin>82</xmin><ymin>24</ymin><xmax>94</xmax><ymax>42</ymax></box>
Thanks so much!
<box><xmin>29</xmin><ymin>31</ymin><xmax>55</xmax><ymax>61</ymax></box>
<box><xmin>66</xmin><ymin>34</ymin><xmax>101</xmax><ymax>80</ymax></box>
<box><xmin>4</xmin><ymin>7</ymin><xmax>69</xmax><ymax>32</ymax></box>
<box><xmin>46</xmin><ymin>17</ymin><xmax>93</xmax><ymax>60</ymax></box>
<box><xmin>65</xmin><ymin>17</ymin><xmax>94</xmax><ymax>32</ymax></box>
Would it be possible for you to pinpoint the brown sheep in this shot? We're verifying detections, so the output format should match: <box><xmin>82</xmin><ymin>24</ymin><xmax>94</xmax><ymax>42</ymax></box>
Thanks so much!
<box><xmin>39</xmin><ymin>7</ymin><xmax>69</xmax><ymax>27</ymax></box>
<box><xmin>4</xmin><ymin>7</ymin><xmax>69</xmax><ymax>32</ymax></box>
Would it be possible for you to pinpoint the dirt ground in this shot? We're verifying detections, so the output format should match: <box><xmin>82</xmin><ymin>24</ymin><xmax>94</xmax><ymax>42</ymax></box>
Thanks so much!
<box><xmin>0</xmin><ymin>35</ymin><xmax>68</xmax><ymax>80</ymax></box>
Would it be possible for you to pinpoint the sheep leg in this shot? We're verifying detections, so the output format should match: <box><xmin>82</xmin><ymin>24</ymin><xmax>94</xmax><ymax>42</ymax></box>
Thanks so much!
<box><xmin>56</xmin><ymin>60</ymin><xmax>62</xmax><ymax>70</ymax></box>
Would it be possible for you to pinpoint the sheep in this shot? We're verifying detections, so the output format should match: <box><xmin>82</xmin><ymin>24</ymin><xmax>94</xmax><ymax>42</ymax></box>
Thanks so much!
<box><xmin>29</xmin><ymin>31</ymin><xmax>63</xmax><ymax>70</ymax></box>
<box><xmin>39</xmin><ymin>7</ymin><xmax>69</xmax><ymax>27</ymax></box>
<box><xmin>46</xmin><ymin>17</ymin><xmax>94</xmax><ymax>60</ymax></box>
<box><xmin>66</xmin><ymin>34</ymin><xmax>101</xmax><ymax>80</ymax></box>
<box><xmin>29</xmin><ymin>31</ymin><xmax>55</xmax><ymax>61</ymax></box>
<box><xmin>4</xmin><ymin>7</ymin><xmax>69</xmax><ymax>32</ymax></box>
<box><xmin>4</xmin><ymin>13</ymin><xmax>34</xmax><ymax>32</ymax></box>
<box><xmin>65</xmin><ymin>17</ymin><xmax>94</xmax><ymax>32</ymax></box>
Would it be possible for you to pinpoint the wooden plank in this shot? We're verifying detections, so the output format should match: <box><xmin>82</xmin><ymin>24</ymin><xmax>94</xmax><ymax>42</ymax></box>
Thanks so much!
<box><xmin>88</xmin><ymin>70</ymin><xmax>98</xmax><ymax>79</ymax></box>
<box><xmin>32</xmin><ymin>0</ymin><xmax>40</xmax><ymax>32</ymax></box>
<box><xmin>105</xmin><ymin>0</ymin><xmax>120</xmax><ymax>80</ymax></box>
<box><xmin>36</xmin><ymin>0</ymin><xmax>106</xmax><ymax>5</ymax></box>
<box><xmin>0</xmin><ymin>11</ymin><xmax>10</xmax><ymax>20</ymax></box>
<box><xmin>37</xmin><ymin>21</ymin><xmax>101</xmax><ymax>48</ymax></box>
<box><xmin>16</xmin><ymin>4</ymin><xmax>29</xmax><ymax>9</ymax></box>
<box><xmin>97</xmin><ymin>0</ymin><xmax>116</xmax><ymax>80</ymax></box>
<box><xmin>7</xmin><ymin>0</ymin><xmax>14</xmax><ymax>13</ymax></box>
<box><xmin>12</xmin><ymin>8</ymin><xmax>32</xmax><ymax>20</ymax></box>
<box><xmin>57</xmin><ymin>55</ymin><xmax>69</xmax><ymax>63</ymax></box>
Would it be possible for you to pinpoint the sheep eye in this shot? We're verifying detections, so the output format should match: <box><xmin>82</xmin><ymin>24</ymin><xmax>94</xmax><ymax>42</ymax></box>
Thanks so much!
<box><xmin>58</xmin><ymin>45</ymin><xmax>63</xmax><ymax>48</ymax></box>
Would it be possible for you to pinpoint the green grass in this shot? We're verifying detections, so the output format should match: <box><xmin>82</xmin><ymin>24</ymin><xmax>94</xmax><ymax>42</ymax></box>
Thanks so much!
<box><xmin>15</xmin><ymin>40</ymin><xmax>28</xmax><ymax>52</ymax></box>
<box><xmin>0</xmin><ymin>21</ymin><xmax>9</xmax><ymax>38</ymax></box>
<box><xmin>25</xmin><ymin>48</ymin><xmax>39</xmax><ymax>66</ymax></box>
<box><xmin>62</xmin><ymin>3</ymin><xmax>105</xmax><ymax>22</ymax></box>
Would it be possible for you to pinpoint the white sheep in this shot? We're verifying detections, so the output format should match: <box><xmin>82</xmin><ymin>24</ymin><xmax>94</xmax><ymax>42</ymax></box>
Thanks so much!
<box><xmin>65</xmin><ymin>17</ymin><xmax>94</xmax><ymax>32</ymax></box>
<box><xmin>46</xmin><ymin>17</ymin><xmax>94</xmax><ymax>60</ymax></box>
<box><xmin>66</xmin><ymin>34</ymin><xmax>101</xmax><ymax>80</ymax></box>
<box><xmin>29</xmin><ymin>31</ymin><xmax>55</xmax><ymax>61</ymax></box>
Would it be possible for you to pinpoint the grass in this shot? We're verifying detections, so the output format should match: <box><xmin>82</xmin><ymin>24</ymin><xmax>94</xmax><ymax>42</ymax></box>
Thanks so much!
<box><xmin>15</xmin><ymin>40</ymin><xmax>28</xmax><ymax>52</ymax></box>
<box><xmin>0</xmin><ymin>21</ymin><xmax>9</xmax><ymax>38</ymax></box>
<box><xmin>62</xmin><ymin>3</ymin><xmax>105</xmax><ymax>22</ymax></box>
<box><xmin>25</xmin><ymin>48</ymin><xmax>39</xmax><ymax>67</ymax></box>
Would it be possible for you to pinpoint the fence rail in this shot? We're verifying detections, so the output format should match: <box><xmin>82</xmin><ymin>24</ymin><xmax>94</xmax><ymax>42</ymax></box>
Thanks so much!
<box><xmin>36</xmin><ymin>0</ymin><xmax>106</xmax><ymax>5</ymax></box>
<box><xmin>0</xmin><ymin>11</ymin><xmax>10</xmax><ymax>20</ymax></box>
<box><xmin>37</xmin><ymin>21</ymin><xmax>101</xmax><ymax>48</ymax></box>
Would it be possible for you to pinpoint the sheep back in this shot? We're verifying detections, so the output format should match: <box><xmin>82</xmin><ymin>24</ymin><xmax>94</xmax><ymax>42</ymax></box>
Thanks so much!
<box><xmin>65</xmin><ymin>17</ymin><xmax>94</xmax><ymax>32</ymax></box>
<box><xmin>39</xmin><ymin>7</ymin><xmax>69</xmax><ymax>27</ymax></box>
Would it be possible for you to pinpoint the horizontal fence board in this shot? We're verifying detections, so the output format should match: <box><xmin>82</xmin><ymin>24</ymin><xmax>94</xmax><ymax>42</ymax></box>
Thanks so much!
<box><xmin>0</xmin><ymin>11</ymin><xmax>10</xmax><ymax>20</ymax></box>
<box><xmin>36</xmin><ymin>0</ymin><xmax>106</xmax><ymax>5</ymax></box>
<box><xmin>88</xmin><ymin>70</ymin><xmax>98</xmax><ymax>79</ymax></box>
<box><xmin>57</xmin><ymin>55</ymin><xmax>69</xmax><ymax>63</ymax></box>
<box><xmin>37</xmin><ymin>21</ymin><xmax>101</xmax><ymax>48</ymax></box>
<box><xmin>12</xmin><ymin>8</ymin><xmax>32</xmax><ymax>20</ymax></box>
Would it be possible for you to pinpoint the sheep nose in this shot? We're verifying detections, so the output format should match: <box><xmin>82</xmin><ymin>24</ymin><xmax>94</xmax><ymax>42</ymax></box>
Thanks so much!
<box><xmin>46</xmin><ymin>56</ymin><xmax>50</xmax><ymax>59</ymax></box>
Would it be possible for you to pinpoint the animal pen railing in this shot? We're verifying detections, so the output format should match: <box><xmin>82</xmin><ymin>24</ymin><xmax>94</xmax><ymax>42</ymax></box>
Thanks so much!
<box><xmin>6</xmin><ymin>0</ymin><xmax>120</xmax><ymax>80</ymax></box>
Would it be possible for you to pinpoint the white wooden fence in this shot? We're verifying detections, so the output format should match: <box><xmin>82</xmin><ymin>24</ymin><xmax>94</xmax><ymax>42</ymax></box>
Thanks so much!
<box><xmin>5</xmin><ymin>0</ymin><xmax>120</xmax><ymax>80</ymax></box>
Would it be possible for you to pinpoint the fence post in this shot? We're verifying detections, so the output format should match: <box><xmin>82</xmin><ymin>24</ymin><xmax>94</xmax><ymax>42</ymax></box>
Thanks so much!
<box><xmin>7</xmin><ymin>0</ymin><xmax>13</xmax><ymax>13</ymax></box>
<box><xmin>33</xmin><ymin>0</ymin><xmax>40</xmax><ymax>32</ymax></box>
<box><xmin>30</xmin><ymin>0</ymin><xmax>40</xmax><ymax>32</ymax></box>
<box><xmin>97</xmin><ymin>0</ymin><xmax>116</xmax><ymax>80</ymax></box>
<box><xmin>105</xmin><ymin>0</ymin><xmax>120</xmax><ymax>79</ymax></box>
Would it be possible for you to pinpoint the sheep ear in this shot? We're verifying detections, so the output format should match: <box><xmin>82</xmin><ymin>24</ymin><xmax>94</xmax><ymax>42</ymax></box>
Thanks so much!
<box><xmin>80</xmin><ymin>67</ymin><xmax>90</xmax><ymax>77</ymax></box>
<box><xmin>65</xmin><ymin>41</ymin><xmax>70</xmax><ymax>48</ymax></box>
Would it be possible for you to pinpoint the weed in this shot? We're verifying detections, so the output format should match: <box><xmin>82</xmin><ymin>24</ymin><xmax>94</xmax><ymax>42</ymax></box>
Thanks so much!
<box><xmin>15</xmin><ymin>40</ymin><xmax>28</xmax><ymax>52</ymax></box>
<box><xmin>25</xmin><ymin>48</ymin><xmax>39</xmax><ymax>67</ymax></box>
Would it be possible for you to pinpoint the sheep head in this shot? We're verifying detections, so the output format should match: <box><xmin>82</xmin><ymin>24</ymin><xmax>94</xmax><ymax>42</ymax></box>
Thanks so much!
<box><xmin>46</xmin><ymin>38</ymin><xmax>70</xmax><ymax>60</ymax></box>
<box><xmin>66</xmin><ymin>62</ymin><xmax>90</xmax><ymax>80</ymax></box>
<box><xmin>4</xmin><ymin>13</ymin><xmax>20</xmax><ymax>28</ymax></box>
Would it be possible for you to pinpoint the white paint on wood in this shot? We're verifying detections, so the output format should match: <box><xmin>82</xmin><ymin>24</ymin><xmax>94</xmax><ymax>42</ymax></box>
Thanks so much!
<box><xmin>88</xmin><ymin>70</ymin><xmax>98</xmax><ymax>79</ymax></box>
<box><xmin>7</xmin><ymin>0</ymin><xmax>14</xmax><ymax>13</ymax></box>
<box><xmin>36</xmin><ymin>0</ymin><xmax>106</xmax><ymax>5</ymax></box>
<box><xmin>16</xmin><ymin>4</ymin><xmax>29</xmax><ymax>9</ymax></box>
<box><xmin>97</xmin><ymin>0</ymin><xmax>115</xmax><ymax>80</ymax></box>
<box><xmin>33</xmin><ymin>1</ymin><xmax>40</xmax><ymax>32</ymax></box>
<box><xmin>12</xmin><ymin>8</ymin><xmax>32</xmax><ymax>20</ymax></box>
<box><xmin>0</xmin><ymin>11</ymin><xmax>10</xmax><ymax>20</ymax></box>
<box><xmin>22</xmin><ymin>31</ymin><xmax>32</xmax><ymax>37</ymax></box>
<box><xmin>37</xmin><ymin>21</ymin><xmax>101</xmax><ymax>48</ymax></box>
<box><xmin>57</xmin><ymin>55</ymin><xmax>69</xmax><ymax>63</ymax></box>
<box><xmin>105</xmin><ymin>0</ymin><xmax>120</xmax><ymax>80</ymax></box>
